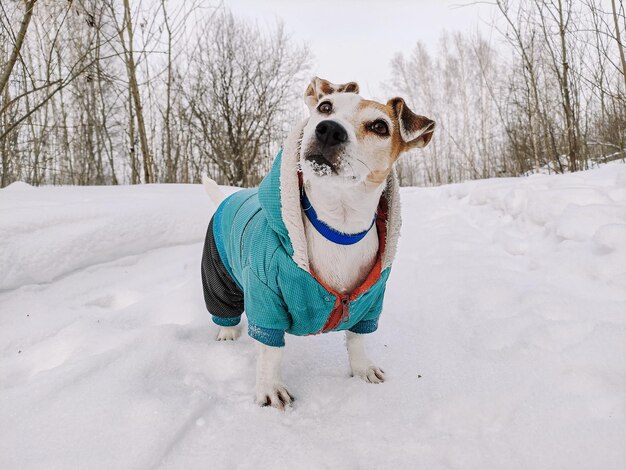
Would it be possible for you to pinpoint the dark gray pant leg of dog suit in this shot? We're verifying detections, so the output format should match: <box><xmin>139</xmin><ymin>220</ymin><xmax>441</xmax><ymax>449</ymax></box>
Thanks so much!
<box><xmin>201</xmin><ymin>216</ymin><xmax>244</xmax><ymax>325</ymax></box>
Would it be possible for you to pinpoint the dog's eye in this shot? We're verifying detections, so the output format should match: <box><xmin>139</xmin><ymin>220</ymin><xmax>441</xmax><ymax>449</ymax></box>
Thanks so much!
<box><xmin>318</xmin><ymin>102</ymin><xmax>333</xmax><ymax>114</ymax></box>
<box><xmin>370</xmin><ymin>120</ymin><xmax>389</xmax><ymax>136</ymax></box>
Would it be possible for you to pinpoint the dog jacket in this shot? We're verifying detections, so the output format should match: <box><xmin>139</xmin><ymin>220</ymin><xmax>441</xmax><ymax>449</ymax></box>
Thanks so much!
<box><xmin>201</xmin><ymin>122</ymin><xmax>402</xmax><ymax>347</ymax></box>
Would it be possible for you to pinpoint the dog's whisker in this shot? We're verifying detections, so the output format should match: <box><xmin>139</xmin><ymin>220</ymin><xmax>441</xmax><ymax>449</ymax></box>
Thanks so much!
<box><xmin>353</xmin><ymin>157</ymin><xmax>373</xmax><ymax>173</ymax></box>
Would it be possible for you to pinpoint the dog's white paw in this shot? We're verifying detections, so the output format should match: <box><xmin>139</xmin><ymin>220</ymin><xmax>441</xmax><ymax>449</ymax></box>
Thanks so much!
<box><xmin>256</xmin><ymin>383</ymin><xmax>294</xmax><ymax>410</ymax></box>
<box><xmin>216</xmin><ymin>326</ymin><xmax>241</xmax><ymax>341</ymax></box>
<box><xmin>352</xmin><ymin>365</ymin><xmax>385</xmax><ymax>384</ymax></box>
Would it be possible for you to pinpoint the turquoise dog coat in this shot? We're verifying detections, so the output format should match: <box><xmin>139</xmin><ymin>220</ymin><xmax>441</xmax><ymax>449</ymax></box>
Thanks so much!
<box><xmin>201</xmin><ymin>122</ymin><xmax>402</xmax><ymax>347</ymax></box>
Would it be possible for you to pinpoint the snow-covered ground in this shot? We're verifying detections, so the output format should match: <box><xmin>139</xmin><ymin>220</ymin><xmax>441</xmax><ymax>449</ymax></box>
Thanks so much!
<box><xmin>1</xmin><ymin>165</ymin><xmax>625</xmax><ymax>469</ymax></box>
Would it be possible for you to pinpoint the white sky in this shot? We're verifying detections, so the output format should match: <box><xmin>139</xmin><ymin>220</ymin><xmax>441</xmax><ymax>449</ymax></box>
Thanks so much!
<box><xmin>225</xmin><ymin>0</ymin><xmax>500</xmax><ymax>100</ymax></box>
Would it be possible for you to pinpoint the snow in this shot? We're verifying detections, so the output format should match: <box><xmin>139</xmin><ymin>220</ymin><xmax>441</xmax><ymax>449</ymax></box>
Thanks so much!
<box><xmin>1</xmin><ymin>165</ymin><xmax>625</xmax><ymax>469</ymax></box>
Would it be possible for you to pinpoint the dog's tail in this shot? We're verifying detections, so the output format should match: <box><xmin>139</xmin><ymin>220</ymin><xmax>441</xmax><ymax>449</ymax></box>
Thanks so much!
<box><xmin>202</xmin><ymin>174</ymin><xmax>225</xmax><ymax>206</ymax></box>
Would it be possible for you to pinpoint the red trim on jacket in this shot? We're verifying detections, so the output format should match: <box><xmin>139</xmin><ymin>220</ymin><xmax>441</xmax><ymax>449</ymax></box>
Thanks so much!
<box><xmin>310</xmin><ymin>196</ymin><xmax>389</xmax><ymax>333</ymax></box>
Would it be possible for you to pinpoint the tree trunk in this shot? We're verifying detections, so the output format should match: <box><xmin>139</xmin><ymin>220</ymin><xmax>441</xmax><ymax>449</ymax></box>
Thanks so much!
<box><xmin>128</xmin><ymin>84</ymin><xmax>139</xmax><ymax>184</ymax></box>
<box><xmin>122</xmin><ymin>0</ymin><xmax>153</xmax><ymax>183</ymax></box>
<box><xmin>611</xmin><ymin>0</ymin><xmax>626</xmax><ymax>96</ymax></box>
<box><xmin>162</xmin><ymin>0</ymin><xmax>174</xmax><ymax>182</ymax></box>
<box><xmin>557</xmin><ymin>0</ymin><xmax>578</xmax><ymax>171</ymax></box>
<box><xmin>0</xmin><ymin>0</ymin><xmax>37</xmax><ymax>97</ymax></box>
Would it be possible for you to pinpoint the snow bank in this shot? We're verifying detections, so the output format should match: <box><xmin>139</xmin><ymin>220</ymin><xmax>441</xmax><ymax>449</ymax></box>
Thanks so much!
<box><xmin>0</xmin><ymin>184</ymin><xmax>229</xmax><ymax>291</ymax></box>
<box><xmin>1</xmin><ymin>166</ymin><xmax>625</xmax><ymax>469</ymax></box>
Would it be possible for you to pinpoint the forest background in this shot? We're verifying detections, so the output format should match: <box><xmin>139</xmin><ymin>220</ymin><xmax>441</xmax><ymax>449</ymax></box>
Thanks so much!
<box><xmin>0</xmin><ymin>0</ymin><xmax>624</xmax><ymax>188</ymax></box>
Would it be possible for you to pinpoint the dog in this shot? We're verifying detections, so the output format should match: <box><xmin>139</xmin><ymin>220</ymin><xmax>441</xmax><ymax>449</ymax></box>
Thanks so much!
<box><xmin>201</xmin><ymin>77</ymin><xmax>435</xmax><ymax>409</ymax></box>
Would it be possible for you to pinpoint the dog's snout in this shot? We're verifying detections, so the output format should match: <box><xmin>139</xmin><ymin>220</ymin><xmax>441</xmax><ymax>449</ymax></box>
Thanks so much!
<box><xmin>315</xmin><ymin>120</ymin><xmax>348</xmax><ymax>147</ymax></box>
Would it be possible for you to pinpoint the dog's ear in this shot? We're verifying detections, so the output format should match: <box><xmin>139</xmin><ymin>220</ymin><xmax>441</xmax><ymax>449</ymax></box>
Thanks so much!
<box><xmin>387</xmin><ymin>97</ymin><xmax>435</xmax><ymax>149</ymax></box>
<box><xmin>304</xmin><ymin>77</ymin><xmax>360</xmax><ymax>109</ymax></box>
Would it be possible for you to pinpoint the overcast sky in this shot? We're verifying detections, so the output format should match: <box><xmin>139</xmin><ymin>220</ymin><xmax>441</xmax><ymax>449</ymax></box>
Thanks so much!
<box><xmin>225</xmin><ymin>0</ymin><xmax>500</xmax><ymax>99</ymax></box>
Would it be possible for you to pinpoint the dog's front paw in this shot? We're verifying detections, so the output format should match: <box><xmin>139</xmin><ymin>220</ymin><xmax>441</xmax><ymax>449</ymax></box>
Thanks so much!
<box><xmin>256</xmin><ymin>384</ymin><xmax>294</xmax><ymax>410</ymax></box>
<box><xmin>352</xmin><ymin>365</ymin><xmax>385</xmax><ymax>384</ymax></box>
<box><xmin>217</xmin><ymin>326</ymin><xmax>241</xmax><ymax>341</ymax></box>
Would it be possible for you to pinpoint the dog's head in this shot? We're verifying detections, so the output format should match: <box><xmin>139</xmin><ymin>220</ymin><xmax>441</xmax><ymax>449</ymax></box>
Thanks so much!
<box><xmin>300</xmin><ymin>77</ymin><xmax>435</xmax><ymax>186</ymax></box>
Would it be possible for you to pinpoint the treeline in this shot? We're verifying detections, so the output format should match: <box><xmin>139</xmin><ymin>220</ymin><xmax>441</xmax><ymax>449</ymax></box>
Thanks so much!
<box><xmin>1</xmin><ymin>1</ymin><xmax>625</xmax><ymax>189</ymax></box>
<box><xmin>0</xmin><ymin>0</ymin><xmax>310</xmax><ymax>187</ymax></box>
<box><xmin>391</xmin><ymin>0</ymin><xmax>626</xmax><ymax>186</ymax></box>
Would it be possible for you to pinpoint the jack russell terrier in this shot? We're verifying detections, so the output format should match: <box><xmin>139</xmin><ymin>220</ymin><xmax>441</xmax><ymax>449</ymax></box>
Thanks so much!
<box><xmin>201</xmin><ymin>77</ymin><xmax>435</xmax><ymax>409</ymax></box>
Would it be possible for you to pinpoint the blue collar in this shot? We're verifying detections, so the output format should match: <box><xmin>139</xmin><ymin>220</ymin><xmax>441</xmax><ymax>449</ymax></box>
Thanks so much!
<box><xmin>300</xmin><ymin>187</ymin><xmax>376</xmax><ymax>245</ymax></box>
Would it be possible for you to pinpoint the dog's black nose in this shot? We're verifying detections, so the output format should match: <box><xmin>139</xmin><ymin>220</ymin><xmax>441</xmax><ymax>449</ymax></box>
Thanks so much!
<box><xmin>315</xmin><ymin>120</ymin><xmax>348</xmax><ymax>147</ymax></box>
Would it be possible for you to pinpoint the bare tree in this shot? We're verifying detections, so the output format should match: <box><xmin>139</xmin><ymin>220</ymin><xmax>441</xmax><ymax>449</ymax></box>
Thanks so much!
<box><xmin>184</xmin><ymin>11</ymin><xmax>311</xmax><ymax>186</ymax></box>
<box><xmin>535</xmin><ymin>0</ymin><xmax>579</xmax><ymax>171</ymax></box>
<box><xmin>612</xmin><ymin>0</ymin><xmax>626</xmax><ymax>93</ymax></box>
<box><xmin>0</xmin><ymin>0</ymin><xmax>37</xmax><ymax>97</ymax></box>
<box><xmin>0</xmin><ymin>0</ymin><xmax>105</xmax><ymax>185</ymax></box>
<box><xmin>391</xmin><ymin>32</ymin><xmax>507</xmax><ymax>186</ymax></box>
<box><xmin>110</xmin><ymin>0</ymin><xmax>155</xmax><ymax>183</ymax></box>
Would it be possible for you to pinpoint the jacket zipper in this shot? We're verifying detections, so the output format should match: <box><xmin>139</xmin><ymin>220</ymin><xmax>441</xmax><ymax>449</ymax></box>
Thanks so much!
<box><xmin>341</xmin><ymin>297</ymin><xmax>350</xmax><ymax>322</ymax></box>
